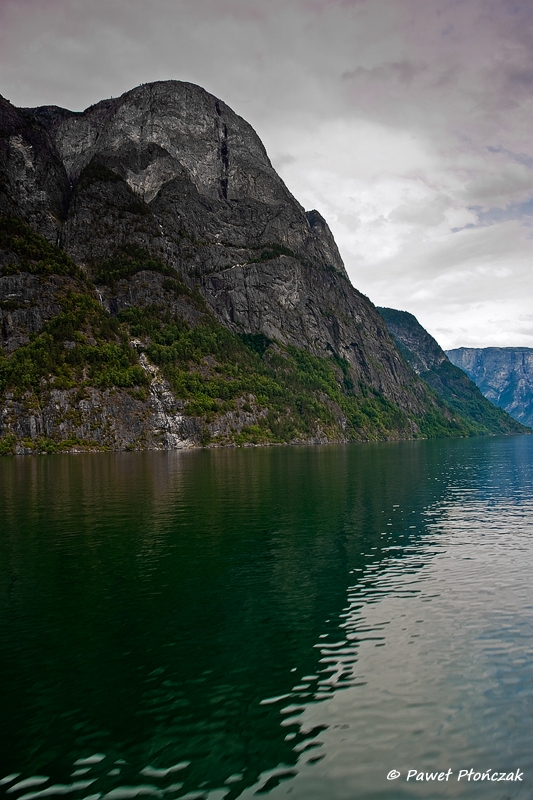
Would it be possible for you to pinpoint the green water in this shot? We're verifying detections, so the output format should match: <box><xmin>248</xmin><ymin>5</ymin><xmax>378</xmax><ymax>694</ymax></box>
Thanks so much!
<box><xmin>0</xmin><ymin>437</ymin><xmax>532</xmax><ymax>799</ymax></box>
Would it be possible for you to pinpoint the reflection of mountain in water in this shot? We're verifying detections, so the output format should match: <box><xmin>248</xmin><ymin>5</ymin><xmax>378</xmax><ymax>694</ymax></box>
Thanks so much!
<box><xmin>0</xmin><ymin>441</ymin><xmax>499</xmax><ymax>797</ymax></box>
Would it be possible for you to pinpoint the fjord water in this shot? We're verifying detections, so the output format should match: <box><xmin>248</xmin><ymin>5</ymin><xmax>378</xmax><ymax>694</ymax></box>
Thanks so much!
<box><xmin>0</xmin><ymin>438</ymin><xmax>532</xmax><ymax>800</ymax></box>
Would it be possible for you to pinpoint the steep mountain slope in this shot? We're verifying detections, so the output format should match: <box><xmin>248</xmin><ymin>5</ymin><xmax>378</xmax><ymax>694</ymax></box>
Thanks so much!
<box><xmin>378</xmin><ymin>308</ymin><xmax>528</xmax><ymax>435</ymax></box>
<box><xmin>0</xmin><ymin>81</ymin><xmax>499</xmax><ymax>453</ymax></box>
<box><xmin>447</xmin><ymin>347</ymin><xmax>533</xmax><ymax>428</ymax></box>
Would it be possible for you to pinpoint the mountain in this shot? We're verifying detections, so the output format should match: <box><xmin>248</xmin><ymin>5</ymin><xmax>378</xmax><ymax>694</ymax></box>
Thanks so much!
<box><xmin>447</xmin><ymin>348</ymin><xmax>533</xmax><ymax>428</ymax></box>
<box><xmin>378</xmin><ymin>308</ymin><xmax>528</xmax><ymax>435</ymax></box>
<box><xmin>0</xmin><ymin>81</ymin><xmax>510</xmax><ymax>454</ymax></box>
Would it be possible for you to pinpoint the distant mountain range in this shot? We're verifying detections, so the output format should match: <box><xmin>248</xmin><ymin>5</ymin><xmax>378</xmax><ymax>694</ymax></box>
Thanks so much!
<box><xmin>447</xmin><ymin>348</ymin><xmax>533</xmax><ymax>428</ymax></box>
<box><xmin>378</xmin><ymin>308</ymin><xmax>528</xmax><ymax>436</ymax></box>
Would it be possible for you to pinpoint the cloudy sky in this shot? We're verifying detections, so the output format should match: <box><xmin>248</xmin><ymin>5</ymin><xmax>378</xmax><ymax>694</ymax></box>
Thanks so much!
<box><xmin>1</xmin><ymin>0</ymin><xmax>532</xmax><ymax>348</ymax></box>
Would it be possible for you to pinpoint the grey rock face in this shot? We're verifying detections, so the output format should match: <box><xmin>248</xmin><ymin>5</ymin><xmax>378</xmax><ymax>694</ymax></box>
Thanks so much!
<box><xmin>208</xmin><ymin>261</ymin><xmax>422</xmax><ymax>411</ymax></box>
<box><xmin>0</xmin><ymin>273</ymin><xmax>64</xmax><ymax>352</ymax></box>
<box><xmin>33</xmin><ymin>81</ymin><xmax>349</xmax><ymax>275</ymax></box>
<box><xmin>377</xmin><ymin>307</ymin><xmax>446</xmax><ymax>374</ymax></box>
<box><xmin>447</xmin><ymin>347</ymin><xmax>533</xmax><ymax>427</ymax></box>
<box><xmin>1</xmin><ymin>382</ymin><xmax>200</xmax><ymax>453</ymax></box>
<box><xmin>97</xmin><ymin>271</ymin><xmax>206</xmax><ymax>327</ymax></box>
<box><xmin>0</xmin><ymin>96</ymin><xmax>70</xmax><ymax>242</ymax></box>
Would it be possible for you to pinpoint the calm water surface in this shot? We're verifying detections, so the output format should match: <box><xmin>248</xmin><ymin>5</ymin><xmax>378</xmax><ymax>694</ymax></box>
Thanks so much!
<box><xmin>0</xmin><ymin>437</ymin><xmax>532</xmax><ymax>799</ymax></box>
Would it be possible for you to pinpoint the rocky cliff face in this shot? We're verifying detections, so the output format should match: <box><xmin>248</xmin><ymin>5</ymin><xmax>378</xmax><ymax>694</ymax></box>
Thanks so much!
<box><xmin>447</xmin><ymin>347</ymin><xmax>533</xmax><ymax>428</ymax></box>
<box><xmin>33</xmin><ymin>83</ymin><xmax>349</xmax><ymax>274</ymax></box>
<box><xmin>34</xmin><ymin>82</ymin><xmax>403</xmax><ymax>398</ymax></box>
<box><xmin>379</xmin><ymin>308</ymin><xmax>527</xmax><ymax>435</ymax></box>
<box><xmin>0</xmin><ymin>81</ymin><xmax>498</xmax><ymax>453</ymax></box>
<box><xmin>0</xmin><ymin>96</ymin><xmax>70</xmax><ymax>242</ymax></box>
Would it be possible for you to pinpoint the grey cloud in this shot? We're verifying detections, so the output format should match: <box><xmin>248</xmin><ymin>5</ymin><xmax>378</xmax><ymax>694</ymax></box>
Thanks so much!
<box><xmin>1</xmin><ymin>0</ymin><xmax>533</xmax><ymax>345</ymax></box>
<box><xmin>341</xmin><ymin>60</ymin><xmax>423</xmax><ymax>85</ymax></box>
<box><xmin>456</xmin><ymin>161</ymin><xmax>533</xmax><ymax>217</ymax></box>
<box><xmin>271</xmin><ymin>153</ymin><xmax>297</xmax><ymax>169</ymax></box>
<box><xmin>486</xmin><ymin>145</ymin><xmax>533</xmax><ymax>169</ymax></box>
<box><xmin>505</xmin><ymin>67</ymin><xmax>533</xmax><ymax>87</ymax></box>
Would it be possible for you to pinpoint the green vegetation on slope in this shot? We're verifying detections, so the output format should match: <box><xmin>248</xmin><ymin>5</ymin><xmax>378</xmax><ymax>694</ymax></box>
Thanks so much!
<box><xmin>77</xmin><ymin>160</ymin><xmax>124</xmax><ymax>189</ymax></box>
<box><xmin>0</xmin><ymin>290</ymin><xmax>147</xmax><ymax>396</ymax></box>
<box><xmin>420</xmin><ymin>359</ymin><xmax>526</xmax><ymax>435</ymax></box>
<box><xmin>378</xmin><ymin>306</ymin><xmax>528</xmax><ymax>436</ymax></box>
<box><xmin>120</xmin><ymin>304</ymin><xmax>477</xmax><ymax>444</ymax></box>
<box><xmin>92</xmin><ymin>243</ymin><xmax>174</xmax><ymax>285</ymax></box>
<box><xmin>0</xmin><ymin>217</ymin><xmax>83</xmax><ymax>278</ymax></box>
<box><xmin>0</xmin><ymin>219</ymin><xmax>507</xmax><ymax>453</ymax></box>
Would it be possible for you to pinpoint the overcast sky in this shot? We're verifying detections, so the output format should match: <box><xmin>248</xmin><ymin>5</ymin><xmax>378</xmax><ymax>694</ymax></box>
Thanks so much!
<box><xmin>1</xmin><ymin>0</ymin><xmax>532</xmax><ymax>348</ymax></box>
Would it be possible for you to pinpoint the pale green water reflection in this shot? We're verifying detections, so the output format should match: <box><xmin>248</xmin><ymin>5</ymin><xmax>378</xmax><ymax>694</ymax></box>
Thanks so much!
<box><xmin>0</xmin><ymin>437</ymin><xmax>532</xmax><ymax>799</ymax></box>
